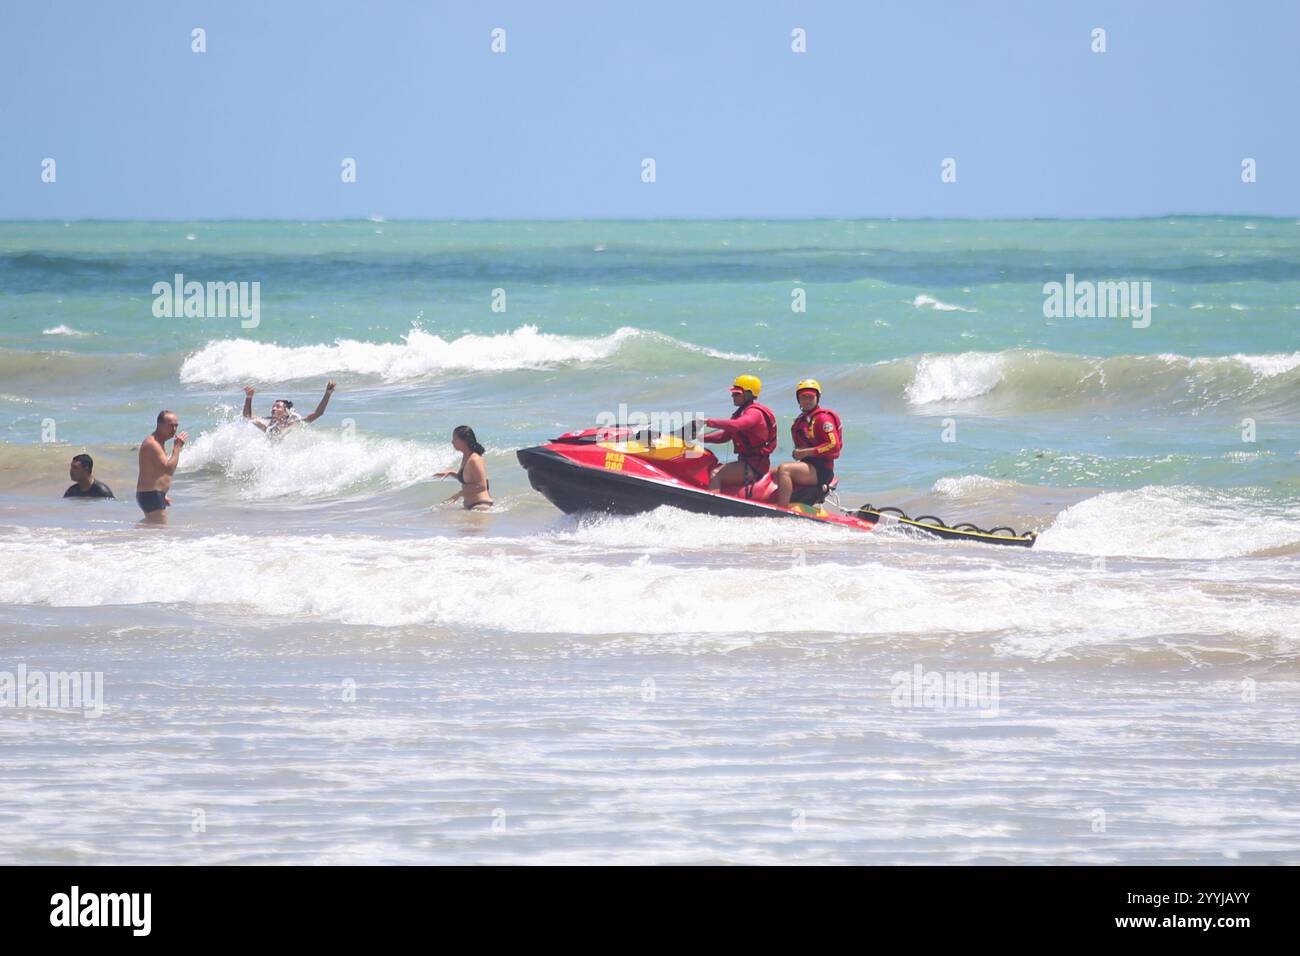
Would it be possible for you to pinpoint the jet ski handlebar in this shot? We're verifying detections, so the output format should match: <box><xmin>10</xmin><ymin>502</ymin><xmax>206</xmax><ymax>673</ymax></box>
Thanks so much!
<box><xmin>552</xmin><ymin>418</ymin><xmax>706</xmax><ymax>446</ymax></box>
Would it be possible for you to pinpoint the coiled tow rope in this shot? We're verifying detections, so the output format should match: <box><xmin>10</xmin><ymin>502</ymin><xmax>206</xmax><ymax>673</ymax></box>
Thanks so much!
<box><xmin>850</xmin><ymin>503</ymin><xmax>1037</xmax><ymax>547</ymax></box>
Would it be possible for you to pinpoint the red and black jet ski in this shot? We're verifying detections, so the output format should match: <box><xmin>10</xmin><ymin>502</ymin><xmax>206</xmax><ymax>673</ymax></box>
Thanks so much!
<box><xmin>516</xmin><ymin>425</ymin><xmax>1037</xmax><ymax>546</ymax></box>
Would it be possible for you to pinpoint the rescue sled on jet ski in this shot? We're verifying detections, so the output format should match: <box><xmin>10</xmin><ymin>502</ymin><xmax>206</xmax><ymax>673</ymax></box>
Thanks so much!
<box><xmin>516</xmin><ymin>425</ymin><xmax>1036</xmax><ymax>547</ymax></box>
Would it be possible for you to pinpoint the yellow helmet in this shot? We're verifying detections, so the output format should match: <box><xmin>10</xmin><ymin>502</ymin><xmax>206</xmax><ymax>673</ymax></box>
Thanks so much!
<box><xmin>795</xmin><ymin>378</ymin><xmax>822</xmax><ymax>397</ymax></box>
<box><xmin>731</xmin><ymin>374</ymin><xmax>762</xmax><ymax>398</ymax></box>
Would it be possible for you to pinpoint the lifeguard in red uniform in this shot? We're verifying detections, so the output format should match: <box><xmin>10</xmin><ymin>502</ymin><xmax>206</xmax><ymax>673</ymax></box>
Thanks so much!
<box><xmin>773</xmin><ymin>378</ymin><xmax>843</xmax><ymax>507</ymax></box>
<box><xmin>700</xmin><ymin>374</ymin><xmax>778</xmax><ymax>492</ymax></box>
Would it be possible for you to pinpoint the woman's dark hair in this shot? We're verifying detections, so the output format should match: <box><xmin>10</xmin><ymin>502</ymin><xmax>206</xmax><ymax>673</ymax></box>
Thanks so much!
<box><xmin>453</xmin><ymin>425</ymin><xmax>485</xmax><ymax>455</ymax></box>
<box><xmin>279</xmin><ymin>399</ymin><xmax>294</xmax><ymax>410</ymax></box>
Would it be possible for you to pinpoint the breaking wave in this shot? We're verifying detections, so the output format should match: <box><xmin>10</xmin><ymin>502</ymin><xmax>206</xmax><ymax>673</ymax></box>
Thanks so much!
<box><xmin>178</xmin><ymin>325</ymin><xmax>762</xmax><ymax>385</ymax></box>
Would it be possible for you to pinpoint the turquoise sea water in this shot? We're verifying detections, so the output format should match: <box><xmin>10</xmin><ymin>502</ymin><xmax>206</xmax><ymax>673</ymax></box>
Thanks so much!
<box><xmin>1</xmin><ymin>220</ymin><xmax>1298</xmax><ymax>864</ymax></box>
<box><xmin>3</xmin><ymin>218</ymin><xmax>1299</xmax><ymax>497</ymax></box>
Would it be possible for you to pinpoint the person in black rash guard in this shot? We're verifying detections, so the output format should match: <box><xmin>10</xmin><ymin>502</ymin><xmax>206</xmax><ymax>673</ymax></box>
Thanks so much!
<box><xmin>63</xmin><ymin>453</ymin><xmax>114</xmax><ymax>499</ymax></box>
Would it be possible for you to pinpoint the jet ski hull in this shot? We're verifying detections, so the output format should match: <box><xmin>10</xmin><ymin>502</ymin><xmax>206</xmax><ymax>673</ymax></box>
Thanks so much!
<box><xmin>516</xmin><ymin>445</ymin><xmax>829</xmax><ymax>520</ymax></box>
<box><xmin>517</xmin><ymin>432</ymin><xmax>1036</xmax><ymax>545</ymax></box>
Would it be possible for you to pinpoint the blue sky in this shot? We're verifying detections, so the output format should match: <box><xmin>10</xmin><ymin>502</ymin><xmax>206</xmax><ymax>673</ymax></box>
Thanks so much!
<box><xmin>2</xmin><ymin>0</ymin><xmax>1297</xmax><ymax>219</ymax></box>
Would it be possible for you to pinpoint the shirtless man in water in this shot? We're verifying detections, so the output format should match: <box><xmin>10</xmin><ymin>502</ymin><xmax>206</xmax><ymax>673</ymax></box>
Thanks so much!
<box><xmin>242</xmin><ymin>381</ymin><xmax>336</xmax><ymax>438</ymax></box>
<box><xmin>136</xmin><ymin>410</ymin><xmax>188</xmax><ymax>524</ymax></box>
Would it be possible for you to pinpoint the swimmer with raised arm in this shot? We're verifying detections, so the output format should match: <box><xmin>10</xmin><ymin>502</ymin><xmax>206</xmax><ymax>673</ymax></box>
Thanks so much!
<box><xmin>242</xmin><ymin>381</ymin><xmax>336</xmax><ymax>438</ymax></box>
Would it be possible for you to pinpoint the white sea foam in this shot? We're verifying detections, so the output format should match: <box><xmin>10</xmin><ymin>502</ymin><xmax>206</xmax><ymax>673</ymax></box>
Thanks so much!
<box><xmin>0</xmin><ymin>525</ymin><xmax>1295</xmax><ymax>650</ymax></box>
<box><xmin>179</xmin><ymin>325</ymin><xmax>761</xmax><ymax>385</ymax></box>
<box><xmin>556</xmin><ymin>506</ymin><xmax>855</xmax><ymax>553</ymax></box>
<box><xmin>1036</xmin><ymin>485</ymin><xmax>1300</xmax><ymax>559</ymax></box>
<box><xmin>180</xmin><ymin>419</ymin><xmax>456</xmax><ymax>500</ymax></box>
<box><xmin>1229</xmin><ymin>352</ymin><xmax>1300</xmax><ymax>378</ymax></box>
<box><xmin>931</xmin><ymin>475</ymin><xmax>1014</xmax><ymax>498</ymax></box>
<box><xmin>904</xmin><ymin>352</ymin><xmax>1007</xmax><ymax>405</ymax></box>
<box><xmin>912</xmin><ymin>294</ymin><xmax>976</xmax><ymax>313</ymax></box>
<box><xmin>894</xmin><ymin>349</ymin><xmax>1300</xmax><ymax>409</ymax></box>
<box><xmin>41</xmin><ymin>325</ymin><xmax>91</xmax><ymax>337</ymax></box>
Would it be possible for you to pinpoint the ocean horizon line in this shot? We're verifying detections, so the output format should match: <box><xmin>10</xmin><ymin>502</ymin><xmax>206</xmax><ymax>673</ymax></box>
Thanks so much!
<box><xmin>2</xmin><ymin>214</ymin><xmax>1298</xmax><ymax>226</ymax></box>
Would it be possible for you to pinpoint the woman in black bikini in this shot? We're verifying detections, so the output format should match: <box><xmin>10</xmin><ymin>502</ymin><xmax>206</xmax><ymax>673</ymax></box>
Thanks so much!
<box><xmin>435</xmin><ymin>425</ymin><xmax>493</xmax><ymax>511</ymax></box>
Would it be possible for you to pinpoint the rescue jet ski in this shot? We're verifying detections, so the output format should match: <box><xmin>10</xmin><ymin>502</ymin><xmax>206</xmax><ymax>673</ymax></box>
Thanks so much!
<box><xmin>516</xmin><ymin>425</ymin><xmax>1036</xmax><ymax>547</ymax></box>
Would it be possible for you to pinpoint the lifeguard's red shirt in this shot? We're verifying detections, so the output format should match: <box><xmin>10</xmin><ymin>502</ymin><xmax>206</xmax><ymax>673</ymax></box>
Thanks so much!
<box><xmin>703</xmin><ymin>402</ymin><xmax>778</xmax><ymax>470</ymax></box>
<box><xmin>791</xmin><ymin>407</ymin><xmax>842</xmax><ymax>463</ymax></box>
